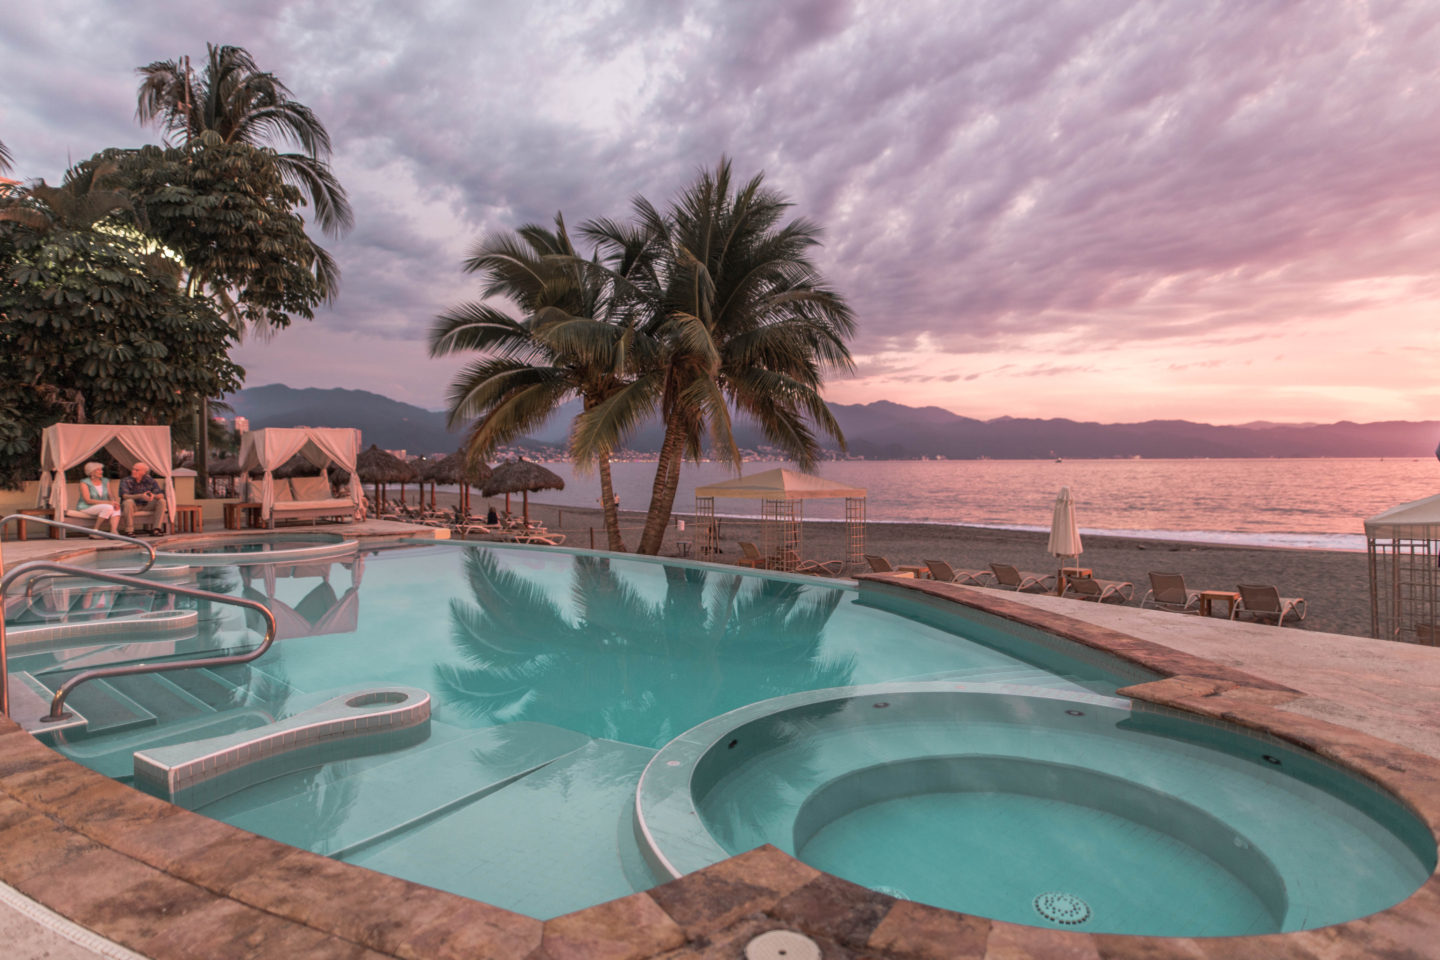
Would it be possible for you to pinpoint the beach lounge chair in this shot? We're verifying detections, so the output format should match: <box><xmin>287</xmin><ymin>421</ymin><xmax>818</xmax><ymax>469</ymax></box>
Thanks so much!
<box><xmin>865</xmin><ymin>554</ymin><xmax>896</xmax><ymax>573</ymax></box>
<box><xmin>781</xmin><ymin>549</ymin><xmax>844</xmax><ymax>577</ymax></box>
<box><xmin>1141</xmin><ymin>572</ymin><xmax>1203</xmax><ymax>612</ymax></box>
<box><xmin>1065</xmin><ymin>575</ymin><xmax>1135</xmax><ymax>604</ymax></box>
<box><xmin>989</xmin><ymin>563</ymin><xmax>1056</xmax><ymax>593</ymax></box>
<box><xmin>737</xmin><ymin>542</ymin><xmax>769</xmax><ymax>569</ymax></box>
<box><xmin>924</xmin><ymin>559</ymin><xmax>996</xmax><ymax>586</ymax></box>
<box><xmin>1234</xmin><ymin>584</ymin><xmax>1307</xmax><ymax>627</ymax></box>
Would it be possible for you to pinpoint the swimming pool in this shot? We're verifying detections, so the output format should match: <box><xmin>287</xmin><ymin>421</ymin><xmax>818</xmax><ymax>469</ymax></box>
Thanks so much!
<box><xmin>11</xmin><ymin>541</ymin><xmax>1434</xmax><ymax>930</ymax></box>
<box><xmin>144</xmin><ymin>532</ymin><xmax>359</xmax><ymax>566</ymax></box>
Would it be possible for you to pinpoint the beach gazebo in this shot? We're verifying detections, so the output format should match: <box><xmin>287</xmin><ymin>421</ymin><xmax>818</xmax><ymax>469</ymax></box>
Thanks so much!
<box><xmin>693</xmin><ymin>468</ymin><xmax>866</xmax><ymax>572</ymax></box>
<box><xmin>1365</xmin><ymin>493</ymin><xmax>1440</xmax><ymax>644</ymax></box>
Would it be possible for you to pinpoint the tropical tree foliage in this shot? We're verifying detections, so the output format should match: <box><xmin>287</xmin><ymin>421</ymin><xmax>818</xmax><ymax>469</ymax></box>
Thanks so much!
<box><xmin>581</xmin><ymin>158</ymin><xmax>855</xmax><ymax>554</ymax></box>
<box><xmin>0</xmin><ymin>138</ymin><xmax>11</xmax><ymax>173</ymax></box>
<box><xmin>112</xmin><ymin>136</ymin><xmax>336</xmax><ymax>328</ymax></box>
<box><xmin>0</xmin><ymin>164</ymin><xmax>242</xmax><ymax>487</ymax></box>
<box><xmin>430</xmin><ymin>215</ymin><xmax>640</xmax><ymax>551</ymax></box>
<box><xmin>135</xmin><ymin>44</ymin><xmax>352</xmax><ymax>236</ymax></box>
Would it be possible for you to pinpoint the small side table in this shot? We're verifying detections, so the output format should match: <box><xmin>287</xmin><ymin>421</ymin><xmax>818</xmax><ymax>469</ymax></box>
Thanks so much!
<box><xmin>1057</xmin><ymin>566</ymin><xmax>1093</xmax><ymax>596</ymax></box>
<box><xmin>898</xmin><ymin>564</ymin><xmax>929</xmax><ymax>579</ymax></box>
<box><xmin>1198</xmin><ymin>590</ymin><xmax>1241</xmax><ymax>618</ymax></box>
<box><xmin>10</xmin><ymin>508</ymin><xmax>56</xmax><ymax>541</ymax></box>
<box><xmin>224</xmin><ymin>502</ymin><xmax>263</xmax><ymax>530</ymax></box>
<box><xmin>174</xmin><ymin>504</ymin><xmax>203</xmax><ymax>534</ymax></box>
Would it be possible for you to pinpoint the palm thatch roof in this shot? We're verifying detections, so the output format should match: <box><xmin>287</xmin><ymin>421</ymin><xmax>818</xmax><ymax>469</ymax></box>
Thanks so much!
<box><xmin>421</xmin><ymin>450</ymin><xmax>493</xmax><ymax>486</ymax></box>
<box><xmin>273</xmin><ymin>454</ymin><xmax>325</xmax><ymax>478</ymax></box>
<box><xmin>204</xmin><ymin>456</ymin><xmax>250</xmax><ymax>477</ymax></box>
<box><xmin>482</xmin><ymin>459</ymin><xmax>565</xmax><ymax>497</ymax></box>
<box><xmin>355</xmin><ymin>444</ymin><xmax>419</xmax><ymax>483</ymax></box>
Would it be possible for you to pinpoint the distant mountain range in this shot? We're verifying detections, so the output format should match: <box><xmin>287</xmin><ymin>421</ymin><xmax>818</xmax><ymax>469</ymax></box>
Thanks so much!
<box><xmin>227</xmin><ymin>384</ymin><xmax>1440</xmax><ymax>460</ymax></box>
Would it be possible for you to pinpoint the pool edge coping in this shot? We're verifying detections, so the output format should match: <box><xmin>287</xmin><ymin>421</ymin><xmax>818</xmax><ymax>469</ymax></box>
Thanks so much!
<box><xmin>0</xmin><ymin>559</ymin><xmax>1437</xmax><ymax>958</ymax></box>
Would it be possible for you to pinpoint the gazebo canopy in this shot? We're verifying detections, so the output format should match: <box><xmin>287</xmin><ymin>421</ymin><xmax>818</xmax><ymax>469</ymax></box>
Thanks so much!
<box><xmin>694</xmin><ymin>467</ymin><xmax>865</xmax><ymax>500</ymax></box>
<box><xmin>38</xmin><ymin>423</ymin><xmax>177</xmax><ymax>527</ymax></box>
<box><xmin>1365</xmin><ymin>493</ymin><xmax>1440</xmax><ymax>539</ymax></box>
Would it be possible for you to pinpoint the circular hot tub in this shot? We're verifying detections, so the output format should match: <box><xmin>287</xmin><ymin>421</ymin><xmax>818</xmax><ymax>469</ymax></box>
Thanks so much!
<box><xmin>148</xmin><ymin>532</ymin><xmax>359</xmax><ymax>566</ymax></box>
<box><xmin>635</xmin><ymin>684</ymin><xmax>1435</xmax><ymax>937</ymax></box>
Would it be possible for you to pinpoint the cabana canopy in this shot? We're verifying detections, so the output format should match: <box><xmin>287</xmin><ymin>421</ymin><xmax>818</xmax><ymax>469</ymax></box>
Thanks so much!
<box><xmin>1365</xmin><ymin>493</ymin><xmax>1440</xmax><ymax>540</ymax></box>
<box><xmin>694</xmin><ymin>468</ymin><xmax>865</xmax><ymax>500</ymax></box>
<box><xmin>238</xmin><ymin>427</ymin><xmax>363</xmax><ymax>523</ymax></box>
<box><xmin>38</xmin><ymin>424</ymin><xmax>177</xmax><ymax>527</ymax></box>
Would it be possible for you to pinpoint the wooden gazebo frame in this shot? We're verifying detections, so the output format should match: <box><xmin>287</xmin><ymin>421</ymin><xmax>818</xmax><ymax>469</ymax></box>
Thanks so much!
<box><xmin>1366</xmin><ymin>493</ymin><xmax>1440</xmax><ymax>644</ymax></box>
<box><xmin>693</xmin><ymin>468</ymin><xmax>866</xmax><ymax>573</ymax></box>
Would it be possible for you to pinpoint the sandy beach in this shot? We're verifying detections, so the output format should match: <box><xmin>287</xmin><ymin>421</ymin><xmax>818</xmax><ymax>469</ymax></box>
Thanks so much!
<box><xmin>431</xmin><ymin>493</ymin><xmax>1376</xmax><ymax>639</ymax></box>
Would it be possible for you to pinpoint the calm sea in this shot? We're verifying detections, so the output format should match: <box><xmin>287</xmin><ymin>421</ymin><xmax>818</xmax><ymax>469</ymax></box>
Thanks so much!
<box><xmin>480</xmin><ymin>458</ymin><xmax>1440</xmax><ymax>552</ymax></box>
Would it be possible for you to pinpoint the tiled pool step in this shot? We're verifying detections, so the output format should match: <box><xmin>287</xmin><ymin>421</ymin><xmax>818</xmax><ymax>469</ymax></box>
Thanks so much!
<box><xmin>202</xmin><ymin>720</ymin><xmax>592</xmax><ymax>857</ymax></box>
<box><xmin>17</xmin><ymin>660</ymin><xmax>260</xmax><ymax>740</ymax></box>
<box><xmin>891</xmin><ymin>664</ymin><xmax>1097</xmax><ymax>692</ymax></box>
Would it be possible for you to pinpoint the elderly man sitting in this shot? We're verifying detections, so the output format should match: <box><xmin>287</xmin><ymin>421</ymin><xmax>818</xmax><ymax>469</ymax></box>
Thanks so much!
<box><xmin>120</xmin><ymin>462</ymin><xmax>167</xmax><ymax>536</ymax></box>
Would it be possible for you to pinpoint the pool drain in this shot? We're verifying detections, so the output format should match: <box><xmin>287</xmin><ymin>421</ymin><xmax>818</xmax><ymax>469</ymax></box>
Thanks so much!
<box><xmin>745</xmin><ymin>930</ymin><xmax>820</xmax><ymax>960</ymax></box>
<box><xmin>1034</xmin><ymin>892</ymin><xmax>1091</xmax><ymax>925</ymax></box>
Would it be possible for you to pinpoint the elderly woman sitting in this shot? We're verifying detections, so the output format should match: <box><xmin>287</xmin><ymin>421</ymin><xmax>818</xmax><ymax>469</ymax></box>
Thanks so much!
<box><xmin>76</xmin><ymin>461</ymin><xmax>120</xmax><ymax>534</ymax></box>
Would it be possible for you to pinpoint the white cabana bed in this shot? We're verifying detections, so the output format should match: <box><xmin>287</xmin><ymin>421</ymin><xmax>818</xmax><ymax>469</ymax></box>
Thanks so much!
<box><xmin>37</xmin><ymin>424</ymin><xmax>177</xmax><ymax>530</ymax></box>
<box><xmin>1366</xmin><ymin>492</ymin><xmax>1440</xmax><ymax>644</ymax></box>
<box><xmin>693</xmin><ymin>467</ymin><xmax>867</xmax><ymax>572</ymax></box>
<box><xmin>238</xmin><ymin>427</ymin><xmax>364</xmax><ymax>527</ymax></box>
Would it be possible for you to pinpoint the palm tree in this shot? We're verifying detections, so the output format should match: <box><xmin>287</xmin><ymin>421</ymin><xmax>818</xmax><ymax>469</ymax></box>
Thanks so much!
<box><xmin>430</xmin><ymin>215</ymin><xmax>640</xmax><ymax>551</ymax></box>
<box><xmin>135</xmin><ymin>44</ymin><xmax>352</xmax><ymax>236</ymax></box>
<box><xmin>0</xmin><ymin>137</ymin><xmax>12</xmax><ymax>173</ymax></box>
<box><xmin>135</xmin><ymin>44</ymin><xmax>350</xmax><ymax>493</ymax></box>
<box><xmin>578</xmin><ymin>158</ymin><xmax>856</xmax><ymax>555</ymax></box>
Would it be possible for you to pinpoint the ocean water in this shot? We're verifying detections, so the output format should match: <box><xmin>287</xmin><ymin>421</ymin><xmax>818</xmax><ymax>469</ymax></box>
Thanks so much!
<box><xmin>462</xmin><ymin>458</ymin><xmax>1440</xmax><ymax>551</ymax></box>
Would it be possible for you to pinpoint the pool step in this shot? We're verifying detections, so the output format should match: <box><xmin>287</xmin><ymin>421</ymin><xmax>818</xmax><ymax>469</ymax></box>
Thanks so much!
<box><xmin>16</xmin><ymin>661</ymin><xmax>254</xmax><ymax>740</ymax></box>
<box><xmin>895</xmin><ymin>665</ymin><xmax>1094</xmax><ymax>692</ymax></box>
<box><xmin>343</xmin><ymin>737</ymin><xmax>658</xmax><ymax>919</ymax></box>
<box><xmin>201</xmin><ymin>720</ymin><xmax>592</xmax><ymax>857</ymax></box>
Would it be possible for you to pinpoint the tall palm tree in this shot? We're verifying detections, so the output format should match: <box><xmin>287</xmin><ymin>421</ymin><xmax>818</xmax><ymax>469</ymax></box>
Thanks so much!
<box><xmin>578</xmin><ymin>159</ymin><xmax>856</xmax><ymax>555</ymax></box>
<box><xmin>0</xmin><ymin>137</ymin><xmax>12</xmax><ymax>173</ymax></box>
<box><xmin>135</xmin><ymin>44</ymin><xmax>350</xmax><ymax>493</ymax></box>
<box><xmin>135</xmin><ymin>44</ymin><xmax>352</xmax><ymax>236</ymax></box>
<box><xmin>430</xmin><ymin>215</ymin><xmax>640</xmax><ymax>551</ymax></box>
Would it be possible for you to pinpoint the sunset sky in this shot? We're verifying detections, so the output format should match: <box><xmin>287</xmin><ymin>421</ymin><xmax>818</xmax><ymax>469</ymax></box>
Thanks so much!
<box><xmin>3</xmin><ymin>0</ymin><xmax>1438</xmax><ymax>425</ymax></box>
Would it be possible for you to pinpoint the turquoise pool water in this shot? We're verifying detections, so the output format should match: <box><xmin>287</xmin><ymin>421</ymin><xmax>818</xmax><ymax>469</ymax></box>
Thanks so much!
<box><xmin>10</xmin><ymin>542</ymin><xmax>1433</xmax><ymax>930</ymax></box>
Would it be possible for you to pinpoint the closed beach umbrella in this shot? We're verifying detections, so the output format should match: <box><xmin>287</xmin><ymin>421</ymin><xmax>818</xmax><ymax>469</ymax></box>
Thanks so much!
<box><xmin>356</xmin><ymin>444</ymin><xmax>419</xmax><ymax>512</ymax></box>
<box><xmin>482</xmin><ymin>459</ymin><xmax>564</xmax><ymax>525</ymax></box>
<box><xmin>1047</xmin><ymin>486</ymin><xmax>1083</xmax><ymax>567</ymax></box>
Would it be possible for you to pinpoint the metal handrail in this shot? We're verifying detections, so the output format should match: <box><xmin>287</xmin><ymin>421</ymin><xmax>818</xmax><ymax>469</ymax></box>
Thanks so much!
<box><xmin>0</xmin><ymin>561</ymin><xmax>277</xmax><ymax>722</ymax></box>
<box><xmin>1</xmin><ymin>514</ymin><xmax>158</xmax><ymax>604</ymax></box>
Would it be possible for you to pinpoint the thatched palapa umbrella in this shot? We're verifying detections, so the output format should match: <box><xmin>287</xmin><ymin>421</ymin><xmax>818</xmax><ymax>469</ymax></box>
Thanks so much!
<box><xmin>421</xmin><ymin>450</ymin><xmax>493</xmax><ymax>515</ymax></box>
<box><xmin>482</xmin><ymin>459</ymin><xmax>564</xmax><ymax>525</ymax></box>
<box><xmin>355</xmin><ymin>444</ymin><xmax>419</xmax><ymax>512</ymax></box>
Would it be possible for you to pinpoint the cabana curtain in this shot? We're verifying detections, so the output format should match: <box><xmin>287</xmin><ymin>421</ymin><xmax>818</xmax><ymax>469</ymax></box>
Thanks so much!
<box><xmin>238</xmin><ymin>427</ymin><xmax>364</xmax><ymax>522</ymax></box>
<box><xmin>37</xmin><ymin>424</ymin><xmax>177</xmax><ymax>527</ymax></box>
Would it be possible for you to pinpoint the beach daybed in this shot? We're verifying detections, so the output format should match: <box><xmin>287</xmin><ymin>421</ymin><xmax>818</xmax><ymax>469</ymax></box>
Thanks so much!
<box><xmin>1065</xmin><ymin>575</ymin><xmax>1135</xmax><ymax>604</ymax></box>
<box><xmin>239</xmin><ymin>427</ymin><xmax>364</xmax><ymax>528</ymax></box>
<box><xmin>1234</xmin><ymin>584</ymin><xmax>1307</xmax><ymax>627</ymax></box>
<box><xmin>1141</xmin><ymin>572</ymin><xmax>1203</xmax><ymax>612</ymax></box>
<box><xmin>36</xmin><ymin>423</ymin><xmax>178</xmax><ymax>537</ymax></box>
<box><xmin>989</xmin><ymin>563</ymin><xmax>1057</xmax><ymax>593</ymax></box>
<box><xmin>923</xmin><ymin>559</ymin><xmax>995</xmax><ymax>586</ymax></box>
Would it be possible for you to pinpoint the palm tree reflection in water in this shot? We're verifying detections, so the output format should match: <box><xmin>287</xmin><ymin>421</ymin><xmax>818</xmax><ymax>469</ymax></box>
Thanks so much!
<box><xmin>437</xmin><ymin>548</ymin><xmax>855</xmax><ymax>748</ymax></box>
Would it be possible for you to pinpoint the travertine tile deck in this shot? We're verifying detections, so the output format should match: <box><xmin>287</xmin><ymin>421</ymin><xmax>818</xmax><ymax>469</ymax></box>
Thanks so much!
<box><xmin>1</xmin><ymin>546</ymin><xmax>1437</xmax><ymax>958</ymax></box>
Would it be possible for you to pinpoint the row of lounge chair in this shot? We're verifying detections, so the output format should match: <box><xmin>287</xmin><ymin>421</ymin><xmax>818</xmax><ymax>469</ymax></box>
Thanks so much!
<box><xmin>376</xmin><ymin>502</ymin><xmax>567</xmax><ymax>546</ymax></box>
<box><xmin>864</xmin><ymin>556</ymin><xmax>1307</xmax><ymax>627</ymax></box>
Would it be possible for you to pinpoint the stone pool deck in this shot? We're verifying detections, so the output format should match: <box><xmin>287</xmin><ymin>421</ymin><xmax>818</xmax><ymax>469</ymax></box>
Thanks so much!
<box><xmin>2</xmin><ymin>540</ymin><xmax>1439</xmax><ymax>958</ymax></box>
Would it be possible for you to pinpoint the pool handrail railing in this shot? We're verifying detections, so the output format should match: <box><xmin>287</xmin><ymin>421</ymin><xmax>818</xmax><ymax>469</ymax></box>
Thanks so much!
<box><xmin>0</xmin><ymin>525</ymin><xmax>276</xmax><ymax>721</ymax></box>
